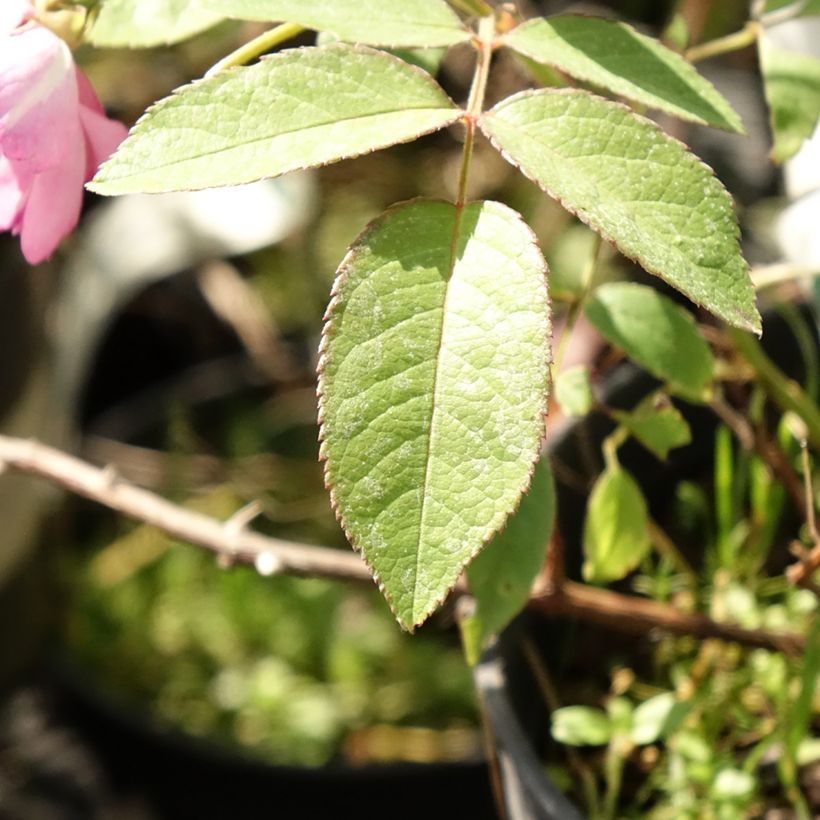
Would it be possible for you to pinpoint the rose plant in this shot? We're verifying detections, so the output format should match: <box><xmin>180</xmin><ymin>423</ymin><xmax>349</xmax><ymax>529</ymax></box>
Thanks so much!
<box><xmin>1</xmin><ymin>0</ymin><xmax>819</xmax><ymax>814</ymax></box>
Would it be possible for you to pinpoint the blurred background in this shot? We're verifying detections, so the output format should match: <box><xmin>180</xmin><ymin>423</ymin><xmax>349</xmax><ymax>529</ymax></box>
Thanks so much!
<box><xmin>0</xmin><ymin>0</ymin><xmax>818</xmax><ymax>817</ymax></box>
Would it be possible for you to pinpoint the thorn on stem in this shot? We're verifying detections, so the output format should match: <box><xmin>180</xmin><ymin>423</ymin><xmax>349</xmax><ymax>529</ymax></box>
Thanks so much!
<box><xmin>219</xmin><ymin>500</ymin><xmax>263</xmax><ymax>569</ymax></box>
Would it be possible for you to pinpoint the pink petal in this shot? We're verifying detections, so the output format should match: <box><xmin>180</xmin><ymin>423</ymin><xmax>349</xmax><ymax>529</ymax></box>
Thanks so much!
<box><xmin>18</xmin><ymin>118</ymin><xmax>85</xmax><ymax>264</ymax></box>
<box><xmin>76</xmin><ymin>69</ymin><xmax>127</xmax><ymax>178</ymax></box>
<box><xmin>0</xmin><ymin>26</ymin><xmax>76</xmax><ymax>172</ymax></box>
<box><xmin>0</xmin><ymin>154</ymin><xmax>28</xmax><ymax>231</ymax></box>
<box><xmin>0</xmin><ymin>1</ymin><xmax>32</xmax><ymax>35</ymax></box>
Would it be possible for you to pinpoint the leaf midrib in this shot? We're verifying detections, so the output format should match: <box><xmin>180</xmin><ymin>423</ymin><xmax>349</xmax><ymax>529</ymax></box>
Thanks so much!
<box><xmin>97</xmin><ymin>107</ymin><xmax>461</xmax><ymax>183</ymax></box>
<box><xmin>412</xmin><ymin>204</ymin><xmax>465</xmax><ymax>623</ymax></box>
<box><xmin>483</xmin><ymin>110</ymin><xmax>730</xmax><ymax>277</ymax></box>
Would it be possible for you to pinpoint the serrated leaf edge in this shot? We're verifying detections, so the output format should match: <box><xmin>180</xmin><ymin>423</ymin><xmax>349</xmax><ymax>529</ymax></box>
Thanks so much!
<box><xmin>479</xmin><ymin>87</ymin><xmax>761</xmax><ymax>335</ymax></box>
<box><xmin>316</xmin><ymin>197</ymin><xmax>551</xmax><ymax>629</ymax></box>
<box><xmin>503</xmin><ymin>15</ymin><xmax>745</xmax><ymax>134</ymax></box>
<box><xmin>89</xmin><ymin>43</ymin><xmax>464</xmax><ymax>195</ymax></box>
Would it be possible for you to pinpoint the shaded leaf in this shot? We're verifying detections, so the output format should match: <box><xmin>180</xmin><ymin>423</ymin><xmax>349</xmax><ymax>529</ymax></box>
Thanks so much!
<box><xmin>199</xmin><ymin>0</ymin><xmax>470</xmax><ymax>47</ymax></box>
<box><xmin>555</xmin><ymin>365</ymin><xmax>593</xmax><ymax>417</ymax></box>
<box><xmin>317</xmin><ymin>31</ymin><xmax>446</xmax><ymax>75</ymax></box>
<box><xmin>90</xmin><ymin>44</ymin><xmax>462</xmax><ymax>195</ymax></box>
<box><xmin>759</xmin><ymin>34</ymin><xmax>820</xmax><ymax>162</ymax></box>
<box><xmin>480</xmin><ymin>89</ymin><xmax>760</xmax><ymax>333</ymax></box>
<box><xmin>613</xmin><ymin>396</ymin><xmax>692</xmax><ymax>459</ymax></box>
<box><xmin>318</xmin><ymin>200</ymin><xmax>551</xmax><ymax>628</ymax></box>
<box><xmin>552</xmin><ymin>706</ymin><xmax>612</xmax><ymax>746</ymax></box>
<box><xmin>585</xmin><ymin>283</ymin><xmax>715</xmax><ymax>401</ymax></box>
<box><xmin>583</xmin><ymin>463</ymin><xmax>650</xmax><ymax>583</ymax></box>
<box><xmin>545</xmin><ymin>224</ymin><xmax>601</xmax><ymax>300</ymax></box>
<box><xmin>504</xmin><ymin>16</ymin><xmax>743</xmax><ymax>132</ymax></box>
<box><xmin>390</xmin><ymin>47</ymin><xmax>447</xmax><ymax>76</ymax></box>
<box><xmin>89</xmin><ymin>0</ymin><xmax>221</xmax><ymax>47</ymax></box>
<box><xmin>462</xmin><ymin>459</ymin><xmax>555</xmax><ymax>664</ymax></box>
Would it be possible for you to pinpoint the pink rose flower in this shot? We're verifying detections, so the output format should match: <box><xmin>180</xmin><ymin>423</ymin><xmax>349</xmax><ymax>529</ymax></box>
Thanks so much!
<box><xmin>0</xmin><ymin>0</ymin><xmax>127</xmax><ymax>264</ymax></box>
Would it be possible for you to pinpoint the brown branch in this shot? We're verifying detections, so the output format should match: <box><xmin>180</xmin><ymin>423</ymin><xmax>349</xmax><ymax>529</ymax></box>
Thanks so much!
<box><xmin>529</xmin><ymin>579</ymin><xmax>805</xmax><ymax>656</ymax></box>
<box><xmin>0</xmin><ymin>435</ymin><xmax>371</xmax><ymax>584</ymax></box>
<box><xmin>0</xmin><ymin>435</ymin><xmax>806</xmax><ymax>655</ymax></box>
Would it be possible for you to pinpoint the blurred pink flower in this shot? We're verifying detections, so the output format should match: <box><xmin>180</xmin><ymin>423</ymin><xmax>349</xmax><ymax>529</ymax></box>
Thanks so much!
<box><xmin>0</xmin><ymin>0</ymin><xmax>126</xmax><ymax>264</ymax></box>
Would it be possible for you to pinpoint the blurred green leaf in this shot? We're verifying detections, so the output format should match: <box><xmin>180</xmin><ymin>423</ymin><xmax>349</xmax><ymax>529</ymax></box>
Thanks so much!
<box><xmin>711</xmin><ymin>768</ymin><xmax>756</xmax><ymax>801</ymax></box>
<box><xmin>89</xmin><ymin>0</ymin><xmax>221</xmax><ymax>47</ymax></box>
<box><xmin>463</xmin><ymin>459</ymin><xmax>555</xmax><ymax>665</ymax></box>
<box><xmin>613</xmin><ymin>395</ymin><xmax>692</xmax><ymax>459</ymax></box>
<box><xmin>583</xmin><ymin>463</ymin><xmax>650</xmax><ymax>583</ymax></box>
<box><xmin>552</xmin><ymin>706</ymin><xmax>613</xmax><ymax>746</ymax></box>
<box><xmin>606</xmin><ymin>696</ymin><xmax>635</xmax><ymax>733</ymax></box>
<box><xmin>631</xmin><ymin>693</ymin><xmax>690</xmax><ymax>745</ymax></box>
<box><xmin>199</xmin><ymin>0</ymin><xmax>471</xmax><ymax>46</ymax></box>
<box><xmin>797</xmin><ymin>737</ymin><xmax>820</xmax><ymax>765</ymax></box>
<box><xmin>390</xmin><ymin>47</ymin><xmax>447</xmax><ymax>75</ymax></box>
<box><xmin>759</xmin><ymin>34</ymin><xmax>820</xmax><ymax>162</ymax></box>
<box><xmin>504</xmin><ymin>16</ymin><xmax>743</xmax><ymax>131</ymax></box>
<box><xmin>545</xmin><ymin>224</ymin><xmax>600</xmax><ymax>301</ymax></box>
<box><xmin>556</xmin><ymin>366</ymin><xmax>593</xmax><ymax>417</ymax></box>
<box><xmin>316</xmin><ymin>30</ymin><xmax>446</xmax><ymax>74</ymax></box>
<box><xmin>586</xmin><ymin>283</ymin><xmax>715</xmax><ymax>402</ymax></box>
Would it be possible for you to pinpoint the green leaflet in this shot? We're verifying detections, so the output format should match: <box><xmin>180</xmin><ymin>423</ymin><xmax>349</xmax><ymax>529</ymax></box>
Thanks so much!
<box><xmin>585</xmin><ymin>283</ymin><xmax>715</xmax><ymax>402</ymax></box>
<box><xmin>90</xmin><ymin>45</ymin><xmax>462</xmax><ymax>195</ymax></box>
<box><xmin>552</xmin><ymin>706</ymin><xmax>613</xmax><ymax>746</ymax></box>
<box><xmin>462</xmin><ymin>459</ymin><xmax>555</xmax><ymax>664</ymax></box>
<box><xmin>89</xmin><ymin>0</ymin><xmax>221</xmax><ymax>47</ymax></box>
<box><xmin>480</xmin><ymin>89</ymin><xmax>761</xmax><ymax>333</ymax></box>
<box><xmin>318</xmin><ymin>200</ymin><xmax>551</xmax><ymax>628</ymax></box>
<box><xmin>555</xmin><ymin>365</ymin><xmax>593</xmax><ymax>417</ymax></box>
<box><xmin>613</xmin><ymin>395</ymin><xmax>692</xmax><ymax>460</ymax></box>
<box><xmin>198</xmin><ymin>0</ymin><xmax>470</xmax><ymax>47</ymax></box>
<box><xmin>631</xmin><ymin>693</ymin><xmax>690</xmax><ymax>745</ymax></box>
<box><xmin>583</xmin><ymin>463</ymin><xmax>650</xmax><ymax>583</ymax></box>
<box><xmin>759</xmin><ymin>34</ymin><xmax>820</xmax><ymax>163</ymax></box>
<box><xmin>504</xmin><ymin>16</ymin><xmax>743</xmax><ymax>132</ymax></box>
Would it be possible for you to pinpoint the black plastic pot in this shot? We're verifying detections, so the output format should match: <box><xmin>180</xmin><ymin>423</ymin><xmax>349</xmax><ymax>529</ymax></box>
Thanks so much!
<box><xmin>475</xmin><ymin>642</ymin><xmax>584</xmax><ymax>820</ymax></box>
<box><xmin>45</xmin><ymin>654</ymin><xmax>496</xmax><ymax>820</ymax></box>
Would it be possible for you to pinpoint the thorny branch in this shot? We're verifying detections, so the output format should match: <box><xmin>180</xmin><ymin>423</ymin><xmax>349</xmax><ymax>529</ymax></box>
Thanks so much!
<box><xmin>0</xmin><ymin>435</ymin><xmax>806</xmax><ymax>655</ymax></box>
